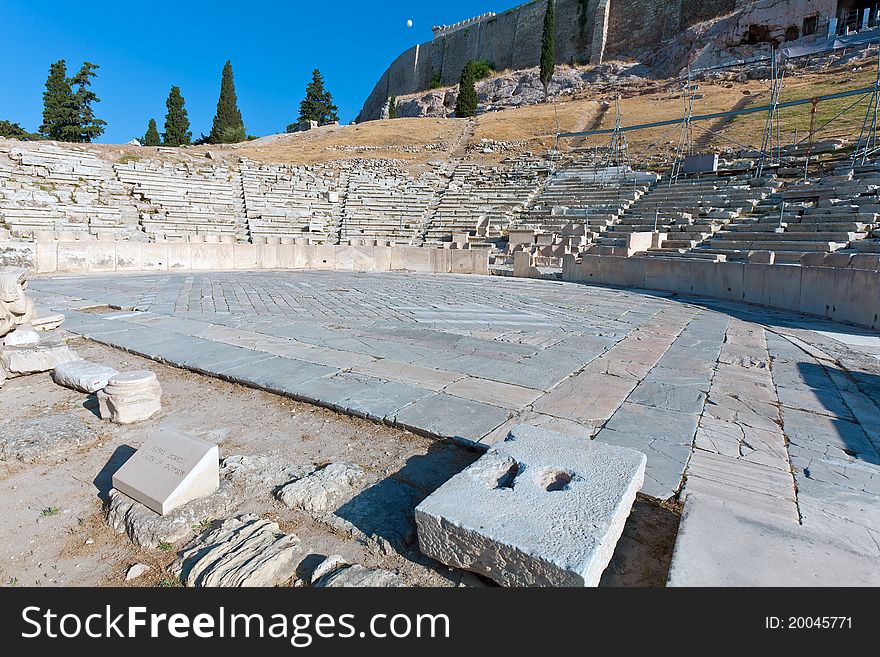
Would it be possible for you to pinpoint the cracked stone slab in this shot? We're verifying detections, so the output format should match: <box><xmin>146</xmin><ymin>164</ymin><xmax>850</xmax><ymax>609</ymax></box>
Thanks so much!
<box><xmin>416</xmin><ymin>424</ymin><xmax>646</xmax><ymax>587</ymax></box>
<box><xmin>443</xmin><ymin>376</ymin><xmax>543</xmax><ymax>409</ymax></box>
<box><xmin>532</xmin><ymin>372</ymin><xmax>637</xmax><ymax>426</ymax></box>
<box><xmin>171</xmin><ymin>515</ymin><xmax>302</xmax><ymax>587</ymax></box>
<box><xmin>627</xmin><ymin>367</ymin><xmax>710</xmax><ymax>415</ymax></box>
<box><xmin>694</xmin><ymin>414</ymin><xmax>789</xmax><ymax>470</ymax></box>
<box><xmin>668</xmin><ymin>494</ymin><xmax>880</xmax><ymax>586</ymax></box>
<box><xmin>683</xmin><ymin>449</ymin><xmax>798</xmax><ymax>523</ymax></box>
<box><xmin>776</xmin><ymin>384</ymin><xmax>852</xmax><ymax>419</ymax></box>
<box><xmin>781</xmin><ymin>407</ymin><xmax>878</xmax><ymax>463</ymax></box>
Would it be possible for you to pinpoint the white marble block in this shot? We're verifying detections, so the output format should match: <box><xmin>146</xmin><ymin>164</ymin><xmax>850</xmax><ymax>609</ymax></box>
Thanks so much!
<box><xmin>415</xmin><ymin>424</ymin><xmax>646</xmax><ymax>587</ymax></box>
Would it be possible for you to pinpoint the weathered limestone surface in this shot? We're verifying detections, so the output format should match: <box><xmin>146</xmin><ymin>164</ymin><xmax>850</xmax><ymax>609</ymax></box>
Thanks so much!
<box><xmin>277</xmin><ymin>463</ymin><xmax>367</xmax><ymax>514</ymax></box>
<box><xmin>314</xmin><ymin>564</ymin><xmax>406</xmax><ymax>588</ymax></box>
<box><xmin>0</xmin><ymin>413</ymin><xmax>96</xmax><ymax>463</ymax></box>
<box><xmin>171</xmin><ymin>515</ymin><xmax>302</xmax><ymax>587</ymax></box>
<box><xmin>52</xmin><ymin>359</ymin><xmax>120</xmax><ymax>393</ymax></box>
<box><xmin>668</xmin><ymin>494</ymin><xmax>880</xmax><ymax>587</ymax></box>
<box><xmin>106</xmin><ymin>483</ymin><xmax>236</xmax><ymax>548</ymax></box>
<box><xmin>416</xmin><ymin>424</ymin><xmax>646</xmax><ymax>587</ymax></box>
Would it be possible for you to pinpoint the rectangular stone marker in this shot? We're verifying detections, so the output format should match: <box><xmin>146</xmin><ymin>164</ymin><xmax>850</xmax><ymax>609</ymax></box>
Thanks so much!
<box><xmin>112</xmin><ymin>429</ymin><xmax>219</xmax><ymax>516</ymax></box>
<box><xmin>415</xmin><ymin>424</ymin><xmax>646</xmax><ymax>587</ymax></box>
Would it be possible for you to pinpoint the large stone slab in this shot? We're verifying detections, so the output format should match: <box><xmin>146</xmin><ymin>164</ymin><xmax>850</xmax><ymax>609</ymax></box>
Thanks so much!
<box><xmin>395</xmin><ymin>393</ymin><xmax>510</xmax><ymax>445</ymax></box>
<box><xmin>415</xmin><ymin>424</ymin><xmax>646</xmax><ymax>587</ymax></box>
<box><xmin>111</xmin><ymin>429</ymin><xmax>220</xmax><ymax>515</ymax></box>
<box><xmin>667</xmin><ymin>494</ymin><xmax>880</xmax><ymax>586</ymax></box>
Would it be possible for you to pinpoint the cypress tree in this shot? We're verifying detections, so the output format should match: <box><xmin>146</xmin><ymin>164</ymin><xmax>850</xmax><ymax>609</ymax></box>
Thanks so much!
<box><xmin>209</xmin><ymin>60</ymin><xmax>246</xmax><ymax>144</ymax></box>
<box><xmin>388</xmin><ymin>96</ymin><xmax>397</xmax><ymax>119</ymax></box>
<box><xmin>143</xmin><ymin>118</ymin><xmax>160</xmax><ymax>146</ymax></box>
<box><xmin>39</xmin><ymin>60</ymin><xmax>80</xmax><ymax>141</ymax></box>
<box><xmin>455</xmin><ymin>62</ymin><xmax>478</xmax><ymax>118</ymax></box>
<box><xmin>70</xmin><ymin>62</ymin><xmax>106</xmax><ymax>142</ymax></box>
<box><xmin>540</xmin><ymin>0</ymin><xmax>556</xmax><ymax>102</ymax></box>
<box><xmin>163</xmin><ymin>86</ymin><xmax>191</xmax><ymax>146</ymax></box>
<box><xmin>296</xmin><ymin>69</ymin><xmax>339</xmax><ymax>127</ymax></box>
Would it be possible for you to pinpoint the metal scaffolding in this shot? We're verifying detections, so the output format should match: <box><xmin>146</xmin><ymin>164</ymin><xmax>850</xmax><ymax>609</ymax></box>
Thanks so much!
<box><xmin>755</xmin><ymin>46</ymin><xmax>785</xmax><ymax>178</ymax></box>
<box><xmin>670</xmin><ymin>71</ymin><xmax>700</xmax><ymax>184</ymax></box>
<box><xmin>605</xmin><ymin>96</ymin><xmax>630</xmax><ymax>168</ymax></box>
<box><xmin>852</xmin><ymin>51</ymin><xmax>880</xmax><ymax>166</ymax></box>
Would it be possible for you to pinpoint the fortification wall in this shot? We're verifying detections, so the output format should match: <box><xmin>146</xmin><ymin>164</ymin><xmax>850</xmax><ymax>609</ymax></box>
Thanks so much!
<box><xmin>358</xmin><ymin>0</ymin><xmax>594</xmax><ymax>122</ymax></box>
<box><xmin>358</xmin><ymin>0</ymin><xmax>839</xmax><ymax>121</ymax></box>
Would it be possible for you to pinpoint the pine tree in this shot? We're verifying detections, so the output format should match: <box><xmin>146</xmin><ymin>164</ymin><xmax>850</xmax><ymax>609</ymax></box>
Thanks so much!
<box><xmin>143</xmin><ymin>118</ymin><xmax>160</xmax><ymax>146</ymax></box>
<box><xmin>455</xmin><ymin>62</ymin><xmax>478</xmax><ymax>118</ymax></box>
<box><xmin>163</xmin><ymin>86</ymin><xmax>191</xmax><ymax>146</ymax></box>
<box><xmin>296</xmin><ymin>69</ymin><xmax>339</xmax><ymax>127</ymax></box>
<box><xmin>39</xmin><ymin>60</ymin><xmax>80</xmax><ymax>141</ymax></box>
<box><xmin>388</xmin><ymin>96</ymin><xmax>397</xmax><ymax>119</ymax></box>
<box><xmin>540</xmin><ymin>0</ymin><xmax>556</xmax><ymax>102</ymax></box>
<box><xmin>209</xmin><ymin>60</ymin><xmax>246</xmax><ymax>144</ymax></box>
<box><xmin>70</xmin><ymin>62</ymin><xmax>106</xmax><ymax>142</ymax></box>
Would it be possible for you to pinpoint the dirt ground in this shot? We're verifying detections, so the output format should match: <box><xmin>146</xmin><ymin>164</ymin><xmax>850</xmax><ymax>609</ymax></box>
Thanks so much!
<box><xmin>0</xmin><ymin>337</ymin><xmax>678</xmax><ymax>588</ymax></box>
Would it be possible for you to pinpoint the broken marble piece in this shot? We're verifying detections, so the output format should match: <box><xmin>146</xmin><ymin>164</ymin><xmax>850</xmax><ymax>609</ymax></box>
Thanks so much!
<box><xmin>2</xmin><ymin>324</ymin><xmax>40</xmax><ymax>346</ymax></box>
<box><xmin>415</xmin><ymin>424</ymin><xmax>646</xmax><ymax>587</ymax></box>
<box><xmin>0</xmin><ymin>342</ymin><xmax>80</xmax><ymax>375</ymax></box>
<box><xmin>53</xmin><ymin>359</ymin><xmax>120</xmax><ymax>393</ymax></box>
<box><xmin>98</xmin><ymin>370</ymin><xmax>162</xmax><ymax>424</ymax></box>
<box><xmin>276</xmin><ymin>462</ymin><xmax>368</xmax><ymax>514</ymax></box>
<box><xmin>307</xmin><ymin>555</ymin><xmax>349</xmax><ymax>584</ymax></box>
<box><xmin>31</xmin><ymin>313</ymin><xmax>65</xmax><ymax>332</ymax></box>
<box><xmin>111</xmin><ymin>428</ymin><xmax>219</xmax><ymax>515</ymax></box>
<box><xmin>171</xmin><ymin>515</ymin><xmax>302</xmax><ymax>587</ymax></box>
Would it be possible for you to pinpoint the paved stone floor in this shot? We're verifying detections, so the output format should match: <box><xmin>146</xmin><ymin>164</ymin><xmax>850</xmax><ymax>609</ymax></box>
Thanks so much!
<box><xmin>27</xmin><ymin>271</ymin><xmax>880</xmax><ymax>580</ymax></box>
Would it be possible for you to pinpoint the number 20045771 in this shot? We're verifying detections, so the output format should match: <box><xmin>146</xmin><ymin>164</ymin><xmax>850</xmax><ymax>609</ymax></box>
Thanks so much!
<box><xmin>765</xmin><ymin>617</ymin><xmax>852</xmax><ymax>630</ymax></box>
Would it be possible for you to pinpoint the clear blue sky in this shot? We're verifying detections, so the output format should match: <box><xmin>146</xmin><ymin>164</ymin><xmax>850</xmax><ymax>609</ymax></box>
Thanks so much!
<box><xmin>1</xmin><ymin>0</ymin><xmax>525</xmax><ymax>143</ymax></box>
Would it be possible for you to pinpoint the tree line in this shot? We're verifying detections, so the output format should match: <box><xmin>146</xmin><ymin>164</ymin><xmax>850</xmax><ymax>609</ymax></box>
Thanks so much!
<box><xmin>1</xmin><ymin>60</ymin><xmax>341</xmax><ymax>146</ymax></box>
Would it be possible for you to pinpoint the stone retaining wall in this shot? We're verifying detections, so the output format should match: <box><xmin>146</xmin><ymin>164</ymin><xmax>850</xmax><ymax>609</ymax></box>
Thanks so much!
<box><xmin>0</xmin><ymin>242</ymin><xmax>489</xmax><ymax>277</ymax></box>
<box><xmin>560</xmin><ymin>254</ymin><xmax>880</xmax><ymax>330</ymax></box>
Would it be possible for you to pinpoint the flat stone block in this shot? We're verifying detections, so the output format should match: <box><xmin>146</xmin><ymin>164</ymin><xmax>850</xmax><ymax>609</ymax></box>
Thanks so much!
<box><xmin>444</xmin><ymin>376</ymin><xmax>542</xmax><ymax>409</ymax></box>
<box><xmin>667</xmin><ymin>494</ymin><xmax>880</xmax><ymax>586</ymax></box>
<box><xmin>394</xmin><ymin>393</ymin><xmax>509</xmax><ymax>444</ymax></box>
<box><xmin>415</xmin><ymin>424</ymin><xmax>646</xmax><ymax>587</ymax></box>
<box><xmin>111</xmin><ymin>428</ymin><xmax>220</xmax><ymax>516</ymax></box>
<box><xmin>532</xmin><ymin>372</ymin><xmax>636</xmax><ymax>426</ymax></box>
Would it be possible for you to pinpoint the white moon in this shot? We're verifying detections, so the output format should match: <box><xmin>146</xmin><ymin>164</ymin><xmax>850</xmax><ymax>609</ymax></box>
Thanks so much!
<box><xmin>406</xmin><ymin>19</ymin><xmax>413</xmax><ymax>28</ymax></box>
